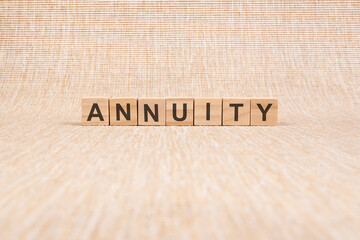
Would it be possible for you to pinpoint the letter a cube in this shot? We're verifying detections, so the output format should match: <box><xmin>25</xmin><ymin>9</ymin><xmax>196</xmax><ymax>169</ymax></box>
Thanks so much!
<box><xmin>82</xmin><ymin>97</ymin><xmax>109</xmax><ymax>126</ymax></box>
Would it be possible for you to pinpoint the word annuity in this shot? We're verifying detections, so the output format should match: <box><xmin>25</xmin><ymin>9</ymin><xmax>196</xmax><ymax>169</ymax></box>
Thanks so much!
<box><xmin>82</xmin><ymin>98</ymin><xmax>278</xmax><ymax>126</ymax></box>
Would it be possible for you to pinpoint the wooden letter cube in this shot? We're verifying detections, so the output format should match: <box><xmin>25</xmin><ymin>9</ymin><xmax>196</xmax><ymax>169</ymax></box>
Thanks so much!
<box><xmin>138</xmin><ymin>98</ymin><xmax>165</xmax><ymax>126</ymax></box>
<box><xmin>166</xmin><ymin>98</ymin><xmax>194</xmax><ymax>126</ymax></box>
<box><xmin>82</xmin><ymin>97</ymin><xmax>109</xmax><ymax>126</ymax></box>
<box><xmin>222</xmin><ymin>98</ymin><xmax>250</xmax><ymax>126</ymax></box>
<box><xmin>109</xmin><ymin>98</ymin><xmax>137</xmax><ymax>126</ymax></box>
<box><xmin>194</xmin><ymin>98</ymin><xmax>222</xmax><ymax>125</ymax></box>
<box><xmin>251</xmin><ymin>98</ymin><xmax>278</xmax><ymax>126</ymax></box>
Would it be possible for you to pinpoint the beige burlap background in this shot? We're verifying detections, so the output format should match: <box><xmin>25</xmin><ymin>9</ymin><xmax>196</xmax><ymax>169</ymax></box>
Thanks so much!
<box><xmin>1</xmin><ymin>1</ymin><xmax>360</xmax><ymax>239</ymax></box>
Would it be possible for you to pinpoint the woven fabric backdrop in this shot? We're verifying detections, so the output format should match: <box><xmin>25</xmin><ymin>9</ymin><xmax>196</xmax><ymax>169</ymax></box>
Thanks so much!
<box><xmin>1</xmin><ymin>1</ymin><xmax>359</xmax><ymax>239</ymax></box>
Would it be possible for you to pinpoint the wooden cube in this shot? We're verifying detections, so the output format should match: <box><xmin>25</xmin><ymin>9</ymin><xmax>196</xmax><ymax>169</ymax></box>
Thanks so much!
<box><xmin>194</xmin><ymin>98</ymin><xmax>222</xmax><ymax>125</ymax></box>
<box><xmin>82</xmin><ymin>97</ymin><xmax>109</xmax><ymax>126</ymax></box>
<box><xmin>222</xmin><ymin>98</ymin><xmax>250</xmax><ymax>126</ymax></box>
<box><xmin>251</xmin><ymin>98</ymin><xmax>278</xmax><ymax>126</ymax></box>
<box><xmin>138</xmin><ymin>98</ymin><xmax>165</xmax><ymax>126</ymax></box>
<box><xmin>109</xmin><ymin>98</ymin><xmax>137</xmax><ymax>126</ymax></box>
<box><xmin>166</xmin><ymin>98</ymin><xmax>194</xmax><ymax>126</ymax></box>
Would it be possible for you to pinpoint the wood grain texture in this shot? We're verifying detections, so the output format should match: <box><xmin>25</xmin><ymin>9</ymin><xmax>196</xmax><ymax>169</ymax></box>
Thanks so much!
<box><xmin>0</xmin><ymin>1</ymin><xmax>360</xmax><ymax>239</ymax></box>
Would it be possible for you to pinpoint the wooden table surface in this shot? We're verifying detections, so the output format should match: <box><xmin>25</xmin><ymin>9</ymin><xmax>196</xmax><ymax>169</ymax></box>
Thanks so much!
<box><xmin>1</xmin><ymin>1</ymin><xmax>359</xmax><ymax>239</ymax></box>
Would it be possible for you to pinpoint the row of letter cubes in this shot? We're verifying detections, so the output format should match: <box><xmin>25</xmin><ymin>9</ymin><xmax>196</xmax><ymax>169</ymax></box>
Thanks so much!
<box><xmin>82</xmin><ymin>98</ymin><xmax>278</xmax><ymax>126</ymax></box>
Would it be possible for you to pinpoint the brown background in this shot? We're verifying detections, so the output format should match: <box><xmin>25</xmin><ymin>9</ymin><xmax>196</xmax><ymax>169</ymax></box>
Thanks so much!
<box><xmin>1</xmin><ymin>1</ymin><xmax>359</xmax><ymax>239</ymax></box>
